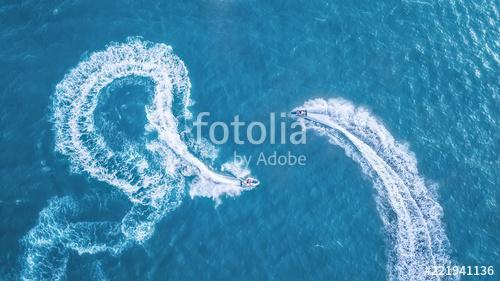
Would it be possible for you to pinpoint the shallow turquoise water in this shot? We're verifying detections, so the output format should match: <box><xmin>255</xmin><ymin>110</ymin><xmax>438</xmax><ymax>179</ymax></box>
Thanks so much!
<box><xmin>0</xmin><ymin>1</ymin><xmax>498</xmax><ymax>280</ymax></box>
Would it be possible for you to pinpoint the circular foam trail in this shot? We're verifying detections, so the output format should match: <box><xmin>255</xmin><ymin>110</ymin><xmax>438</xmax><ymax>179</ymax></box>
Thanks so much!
<box><xmin>294</xmin><ymin>98</ymin><xmax>455</xmax><ymax>281</ymax></box>
<box><xmin>53</xmin><ymin>38</ymin><xmax>191</xmax><ymax>207</ymax></box>
<box><xmin>52</xmin><ymin>37</ymin><xmax>245</xmax><ymax>207</ymax></box>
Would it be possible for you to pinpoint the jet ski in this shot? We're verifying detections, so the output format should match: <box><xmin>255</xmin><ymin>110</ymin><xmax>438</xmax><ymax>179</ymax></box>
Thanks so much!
<box><xmin>291</xmin><ymin>109</ymin><xmax>307</xmax><ymax>117</ymax></box>
<box><xmin>240</xmin><ymin>177</ymin><xmax>260</xmax><ymax>188</ymax></box>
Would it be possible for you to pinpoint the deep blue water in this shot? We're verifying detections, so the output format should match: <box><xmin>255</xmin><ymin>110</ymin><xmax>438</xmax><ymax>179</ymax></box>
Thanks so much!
<box><xmin>0</xmin><ymin>0</ymin><xmax>498</xmax><ymax>280</ymax></box>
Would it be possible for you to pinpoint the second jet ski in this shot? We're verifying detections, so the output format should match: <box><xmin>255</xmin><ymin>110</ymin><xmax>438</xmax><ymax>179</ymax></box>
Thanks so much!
<box><xmin>240</xmin><ymin>177</ymin><xmax>260</xmax><ymax>188</ymax></box>
<box><xmin>290</xmin><ymin>109</ymin><xmax>307</xmax><ymax>117</ymax></box>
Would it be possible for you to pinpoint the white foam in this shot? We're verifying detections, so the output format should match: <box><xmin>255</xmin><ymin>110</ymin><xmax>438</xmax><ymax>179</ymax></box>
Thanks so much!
<box><xmin>295</xmin><ymin>98</ymin><xmax>454</xmax><ymax>281</ymax></box>
<box><xmin>52</xmin><ymin>37</ymin><xmax>246</xmax><ymax>206</ymax></box>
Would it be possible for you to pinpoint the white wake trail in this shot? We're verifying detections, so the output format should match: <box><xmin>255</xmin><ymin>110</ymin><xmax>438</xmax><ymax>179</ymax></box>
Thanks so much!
<box><xmin>295</xmin><ymin>98</ymin><xmax>454</xmax><ymax>281</ymax></box>
<box><xmin>53</xmin><ymin>38</ymin><xmax>244</xmax><ymax>206</ymax></box>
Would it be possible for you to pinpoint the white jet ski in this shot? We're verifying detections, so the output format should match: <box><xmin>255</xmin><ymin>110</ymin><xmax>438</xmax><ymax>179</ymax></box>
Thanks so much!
<box><xmin>240</xmin><ymin>177</ymin><xmax>260</xmax><ymax>188</ymax></box>
<box><xmin>290</xmin><ymin>109</ymin><xmax>307</xmax><ymax>117</ymax></box>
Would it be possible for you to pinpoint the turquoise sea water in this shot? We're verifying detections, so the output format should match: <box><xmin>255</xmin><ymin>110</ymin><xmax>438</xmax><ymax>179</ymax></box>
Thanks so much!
<box><xmin>0</xmin><ymin>1</ymin><xmax>498</xmax><ymax>280</ymax></box>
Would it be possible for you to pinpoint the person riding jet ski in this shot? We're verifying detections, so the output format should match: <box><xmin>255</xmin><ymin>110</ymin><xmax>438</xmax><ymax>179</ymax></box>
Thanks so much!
<box><xmin>241</xmin><ymin>177</ymin><xmax>260</xmax><ymax>188</ymax></box>
<box><xmin>291</xmin><ymin>109</ymin><xmax>307</xmax><ymax>117</ymax></box>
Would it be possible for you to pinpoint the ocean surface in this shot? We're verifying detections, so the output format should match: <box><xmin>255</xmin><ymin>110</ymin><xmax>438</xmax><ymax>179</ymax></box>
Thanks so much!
<box><xmin>0</xmin><ymin>0</ymin><xmax>498</xmax><ymax>280</ymax></box>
